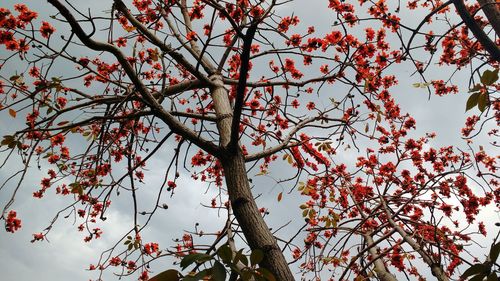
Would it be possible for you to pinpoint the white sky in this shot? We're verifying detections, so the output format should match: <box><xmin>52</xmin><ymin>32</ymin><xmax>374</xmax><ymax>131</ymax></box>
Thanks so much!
<box><xmin>0</xmin><ymin>1</ymin><xmax>498</xmax><ymax>281</ymax></box>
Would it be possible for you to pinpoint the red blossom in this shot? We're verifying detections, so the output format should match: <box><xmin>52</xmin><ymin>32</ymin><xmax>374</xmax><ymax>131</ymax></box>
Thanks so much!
<box><xmin>39</xmin><ymin>21</ymin><xmax>55</xmax><ymax>38</ymax></box>
<box><xmin>109</xmin><ymin>256</ymin><xmax>121</xmax><ymax>266</ymax></box>
<box><xmin>144</xmin><ymin>242</ymin><xmax>159</xmax><ymax>255</ymax></box>
<box><xmin>50</xmin><ymin>133</ymin><xmax>65</xmax><ymax>146</ymax></box>
<box><xmin>167</xmin><ymin>181</ymin><xmax>176</xmax><ymax>189</ymax></box>
<box><xmin>31</xmin><ymin>232</ymin><xmax>44</xmax><ymax>243</ymax></box>
<box><xmin>139</xmin><ymin>271</ymin><xmax>149</xmax><ymax>281</ymax></box>
<box><xmin>5</xmin><ymin>210</ymin><xmax>21</xmax><ymax>233</ymax></box>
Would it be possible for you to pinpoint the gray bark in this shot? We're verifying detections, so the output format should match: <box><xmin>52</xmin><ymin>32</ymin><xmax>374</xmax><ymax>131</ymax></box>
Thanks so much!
<box><xmin>364</xmin><ymin>235</ymin><xmax>398</xmax><ymax>281</ymax></box>
<box><xmin>454</xmin><ymin>0</ymin><xmax>500</xmax><ymax>60</ymax></box>
<box><xmin>477</xmin><ymin>0</ymin><xmax>500</xmax><ymax>37</ymax></box>
<box><xmin>221</xmin><ymin>152</ymin><xmax>295</xmax><ymax>280</ymax></box>
<box><xmin>211</xmin><ymin>75</ymin><xmax>295</xmax><ymax>280</ymax></box>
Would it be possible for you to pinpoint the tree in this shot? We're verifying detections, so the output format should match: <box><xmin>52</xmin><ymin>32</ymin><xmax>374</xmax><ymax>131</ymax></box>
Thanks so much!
<box><xmin>0</xmin><ymin>0</ymin><xmax>498</xmax><ymax>280</ymax></box>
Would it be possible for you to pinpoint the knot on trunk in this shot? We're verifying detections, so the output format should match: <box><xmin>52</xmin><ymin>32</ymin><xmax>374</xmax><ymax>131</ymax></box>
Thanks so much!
<box><xmin>261</xmin><ymin>244</ymin><xmax>279</xmax><ymax>253</ymax></box>
<box><xmin>218</xmin><ymin>113</ymin><xmax>233</xmax><ymax>120</ymax></box>
<box><xmin>232</xmin><ymin>196</ymin><xmax>250</xmax><ymax>207</ymax></box>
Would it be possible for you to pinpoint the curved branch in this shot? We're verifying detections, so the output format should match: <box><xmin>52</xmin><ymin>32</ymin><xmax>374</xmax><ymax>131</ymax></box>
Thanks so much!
<box><xmin>454</xmin><ymin>0</ymin><xmax>500</xmax><ymax>61</ymax></box>
<box><xmin>155</xmin><ymin>79</ymin><xmax>205</xmax><ymax>99</ymax></box>
<box><xmin>244</xmin><ymin>116</ymin><xmax>327</xmax><ymax>162</ymax></box>
<box><xmin>406</xmin><ymin>0</ymin><xmax>454</xmax><ymax>54</ymax></box>
<box><xmin>47</xmin><ymin>0</ymin><xmax>221</xmax><ymax>157</ymax></box>
<box><xmin>477</xmin><ymin>0</ymin><xmax>500</xmax><ymax>37</ymax></box>
<box><xmin>379</xmin><ymin>197</ymin><xmax>450</xmax><ymax>281</ymax></box>
<box><xmin>223</xmin><ymin>73</ymin><xmax>338</xmax><ymax>88</ymax></box>
<box><xmin>113</xmin><ymin>0</ymin><xmax>213</xmax><ymax>84</ymax></box>
<box><xmin>229</xmin><ymin>24</ymin><xmax>258</xmax><ymax>152</ymax></box>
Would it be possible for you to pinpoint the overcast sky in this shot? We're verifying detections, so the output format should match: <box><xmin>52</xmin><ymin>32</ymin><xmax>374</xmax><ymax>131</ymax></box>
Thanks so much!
<box><xmin>0</xmin><ymin>1</ymin><xmax>498</xmax><ymax>281</ymax></box>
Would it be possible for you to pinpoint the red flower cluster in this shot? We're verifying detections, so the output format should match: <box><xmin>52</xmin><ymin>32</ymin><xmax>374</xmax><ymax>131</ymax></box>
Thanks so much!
<box><xmin>39</xmin><ymin>21</ymin><xmax>55</xmax><ymax>38</ymax></box>
<box><xmin>299</xmin><ymin>134</ymin><xmax>331</xmax><ymax>167</ymax></box>
<box><xmin>283</xmin><ymin>58</ymin><xmax>303</xmax><ymax>79</ymax></box>
<box><xmin>144</xmin><ymin>242</ymin><xmax>159</xmax><ymax>255</ymax></box>
<box><xmin>5</xmin><ymin>210</ymin><xmax>21</xmax><ymax>233</ymax></box>
<box><xmin>109</xmin><ymin>256</ymin><xmax>121</xmax><ymax>266</ymax></box>
<box><xmin>0</xmin><ymin>5</ymin><xmax>37</xmax><ymax>53</ymax></box>
<box><xmin>277</xmin><ymin>15</ymin><xmax>299</xmax><ymax>33</ymax></box>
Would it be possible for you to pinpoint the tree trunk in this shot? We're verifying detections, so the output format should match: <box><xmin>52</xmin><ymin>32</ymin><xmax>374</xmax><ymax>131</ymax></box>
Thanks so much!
<box><xmin>477</xmin><ymin>0</ymin><xmax>500</xmax><ymax>37</ymax></box>
<box><xmin>221</xmin><ymin>152</ymin><xmax>295</xmax><ymax>280</ymax></box>
<box><xmin>364</xmin><ymin>235</ymin><xmax>398</xmax><ymax>281</ymax></box>
<box><xmin>454</xmin><ymin>0</ymin><xmax>500</xmax><ymax>60</ymax></box>
<box><xmin>210</xmin><ymin>74</ymin><xmax>295</xmax><ymax>280</ymax></box>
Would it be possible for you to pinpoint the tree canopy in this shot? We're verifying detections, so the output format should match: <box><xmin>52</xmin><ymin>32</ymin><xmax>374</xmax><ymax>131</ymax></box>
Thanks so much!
<box><xmin>0</xmin><ymin>0</ymin><xmax>499</xmax><ymax>280</ymax></box>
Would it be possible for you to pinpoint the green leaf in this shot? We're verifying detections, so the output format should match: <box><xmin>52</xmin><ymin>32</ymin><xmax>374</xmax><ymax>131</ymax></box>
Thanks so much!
<box><xmin>1</xmin><ymin>135</ymin><xmax>15</xmax><ymax>147</ymax></box>
<box><xmin>489</xmin><ymin>242</ymin><xmax>500</xmax><ymax>262</ymax></box>
<box><xmin>256</xmin><ymin>268</ymin><xmax>276</xmax><ymax>281</ymax></box>
<box><xmin>195</xmin><ymin>268</ymin><xmax>212</xmax><ymax>280</ymax></box>
<box><xmin>302</xmin><ymin>209</ymin><xmax>309</xmax><ymax>217</ymax></box>
<box><xmin>9</xmin><ymin>75</ymin><xmax>24</xmax><ymax>85</ymax></box>
<box><xmin>480</xmin><ymin>69</ymin><xmax>499</xmax><ymax>86</ymax></box>
<box><xmin>240</xmin><ymin>255</ymin><xmax>249</xmax><ymax>267</ymax></box>
<box><xmin>180</xmin><ymin>253</ymin><xmax>212</xmax><ymax>270</ymax></box>
<box><xmin>462</xmin><ymin>263</ymin><xmax>488</xmax><ymax>278</ymax></box>
<box><xmin>9</xmin><ymin>75</ymin><xmax>20</xmax><ymax>81</ymax></box>
<box><xmin>241</xmin><ymin>270</ymin><xmax>253</xmax><ymax>281</ymax></box>
<box><xmin>184</xmin><ymin>268</ymin><xmax>211</xmax><ymax>281</ymax></box>
<box><xmin>478</xmin><ymin>92</ymin><xmax>489</xmax><ymax>112</ymax></box>
<box><xmin>212</xmin><ymin>261</ymin><xmax>227</xmax><ymax>281</ymax></box>
<box><xmin>466</xmin><ymin>92</ymin><xmax>480</xmax><ymax>112</ymax></box>
<box><xmin>233</xmin><ymin>249</ymin><xmax>248</xmax><ymax>266</ymax></box>
<box><xmin>149</xmin><ymin>269</ymin><xmax>181</xmax><ymax>281</ymax></box>
<box><xmin>217</xmin><ymin>244</ymin><xmax>232</xmax><ymax>264</ymax></box>
<box><xmin>487</xmin><ymin>272</ymin><xmax>498</xmax><ymax>281</ymax></box>
<box><xmin>470</xmin><ymin>273</ymin><xmax>487</xmax><ymax>281</ymax></box>
<box><xmin>412</xmin><ymin>82</ymin><xmax>431</xmax><ymax>88</ymax></box>
<box><xmin>7</xmin><ymin>140</ymin><xmax>18</xmax><ymax>149</ymax></box>
<box><xmin>469</xmin><ymin>84</ymin><xmax>483</xmax><ymax>93</ymax></box>
<box><xmin>250</xmin><ymin>249</ymin><xmax>264</xmax><ymax>265</ymax></box>
<box><xmin>69</xmin><ymin>182</ymin><xmax>83</xmax><ymax>196</ymax></box>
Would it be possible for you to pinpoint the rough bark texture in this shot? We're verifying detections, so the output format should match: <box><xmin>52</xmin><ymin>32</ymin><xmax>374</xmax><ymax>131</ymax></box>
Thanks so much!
<box><xmin>383</xmin><ymin>206</ymin><xmax>449</xmax><ymax>281</ymax></box>
<box><xmin>210</xmin><ymin>75</ymin><xmax>233</xmax><ymax>146</ymax></box>
<box><xmin>477</xmin><ymin>0</ymin><xmax>500</xmax><ymax>37</ymax></box>
<box><xmin>364</xmin><ymin>235</ymin><xmax>398</xmax><ymax>281</ymax></box>
<box><xmin>210</xmin><ymin>75</ymin><xmax>295</xmax><ymax>280</ymax></box>
<box><xmin>221</xmin><ymin>153</ymin><xmax>295</xmax><ymax>280</ymax></box>
<box><xmin>454</xmin><ymin>0</ymin><xmax>500</xmax><ymax>61</ymax></box>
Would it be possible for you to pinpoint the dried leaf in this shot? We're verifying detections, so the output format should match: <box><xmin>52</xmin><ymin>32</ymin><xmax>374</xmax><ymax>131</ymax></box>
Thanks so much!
<box><xmin>8</xmin><ymin>108</ymin><xmax>16</xmax><ymax>118</ymax></box>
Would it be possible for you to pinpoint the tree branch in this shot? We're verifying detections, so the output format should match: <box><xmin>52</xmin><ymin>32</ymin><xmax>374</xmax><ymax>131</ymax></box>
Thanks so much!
<box><xmin>228</xmin><ymin>24</ymin><xmax>258</xmax><ymax>152</ymax></box>
<box><xmin>48</xmin><ymin>0</ymin><xmax>221</xmax><ymax>157</ymax></box>
<box><xmin>154</xmin><ymin>79</ymin><xmax>205</xmax><ymax>99</ymax></box>
<box><xmin>477</xmin><ymin>0</ymin><xmax>500</xmax><ymax>37</ymax></box>
<box><xmin>244</xmin><ymin>116</ymin><xmax>322</xmax><ymax>162</ymax></box>
<box><xmin>454</xmin><ymin>0</ymin><xmax>500</xmax><ymax>61</ymax></box>
<box><xmin>113</xmin><ymin>0</ymin><xmax>213</xmax><ymax>83</ymax></box>
<box><xmin>379</xmin><ymin>197</ymin><xmax>450</xmax><ymax>281</ymax></box>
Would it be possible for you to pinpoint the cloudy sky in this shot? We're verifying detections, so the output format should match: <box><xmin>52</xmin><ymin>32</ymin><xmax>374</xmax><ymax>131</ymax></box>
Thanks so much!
<box><xmin>0</xmin><ymin>1</ymin><xmax>498</xmax><ymax>281</ymax></box>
